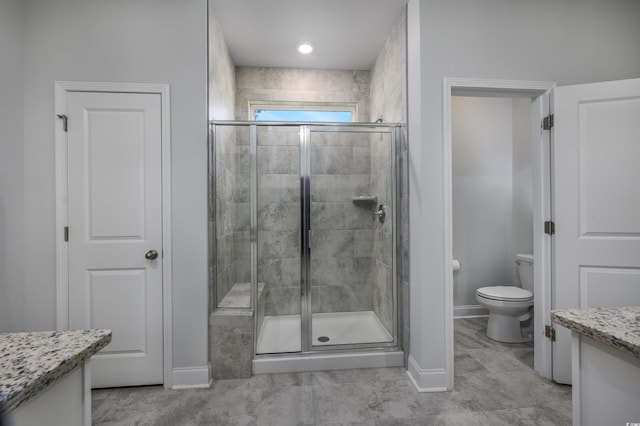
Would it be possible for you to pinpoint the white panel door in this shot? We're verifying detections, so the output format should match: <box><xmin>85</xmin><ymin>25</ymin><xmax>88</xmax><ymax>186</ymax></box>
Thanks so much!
<box><xmin>67</xmin><ymin>91</ymin><xmax>163</xmax><ymax>388</ymax></box>
<box><xmin>552</xmin><ymin>78</ymin><xmax>640</xmax><ymax>384</ymax></box>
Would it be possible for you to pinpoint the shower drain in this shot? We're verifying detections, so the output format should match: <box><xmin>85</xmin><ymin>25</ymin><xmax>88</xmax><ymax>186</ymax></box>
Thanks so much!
<box><xmin>317</xmin><ymin>336</ymin><xmax>330</xmax><ymax>343</ymax></box>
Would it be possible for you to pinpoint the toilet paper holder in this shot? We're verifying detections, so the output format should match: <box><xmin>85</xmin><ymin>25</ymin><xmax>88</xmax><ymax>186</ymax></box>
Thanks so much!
<box><xmin>452</xmin><ymin>259</ymin><xmax>461</xmax><ymax>271</ymax></box>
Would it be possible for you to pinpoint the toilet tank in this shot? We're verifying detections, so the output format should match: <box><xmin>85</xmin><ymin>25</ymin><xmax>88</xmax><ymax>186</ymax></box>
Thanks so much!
<box><xmin>516</xmin><ymin>254</ymin><xmax>534</xmax><ymax>292</ymax></box>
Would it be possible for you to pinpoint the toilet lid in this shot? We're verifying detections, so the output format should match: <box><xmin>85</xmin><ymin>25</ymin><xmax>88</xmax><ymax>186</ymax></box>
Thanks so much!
<box><xmin>477</xmin><ymin>286</ymin><xmax>533</xmax><ymax>302</ymax></box>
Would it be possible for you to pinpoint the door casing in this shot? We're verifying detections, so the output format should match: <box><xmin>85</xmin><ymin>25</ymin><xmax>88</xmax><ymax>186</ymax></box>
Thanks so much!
<box><xmin>54</xmin><ymin>81</ymin><xmax>173</xmax><ymax>388</ymax></box>
<box><xmin>442</xmin><ymin>78</ymin><xmax>556</xmax><ymax>389</ymax></box>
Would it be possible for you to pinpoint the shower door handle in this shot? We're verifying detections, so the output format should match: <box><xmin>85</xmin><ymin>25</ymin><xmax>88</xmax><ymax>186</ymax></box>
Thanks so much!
<box><xmin>308</xmin><ymin>230</ymin><xmax>312</xmax><ymax>249</ymax></box>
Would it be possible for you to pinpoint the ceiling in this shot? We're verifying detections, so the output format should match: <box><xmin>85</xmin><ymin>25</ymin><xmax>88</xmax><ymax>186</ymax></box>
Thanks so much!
<box><xmin>210</xmin><ymin>0</ymin><xmax>408</xmax><ymax>71</ymax></box>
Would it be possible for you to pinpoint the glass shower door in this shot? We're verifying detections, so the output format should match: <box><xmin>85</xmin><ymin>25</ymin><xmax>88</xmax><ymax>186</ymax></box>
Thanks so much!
<box><xmin>307</xmin><ymin>126</ymin><xmax>396</xmax><ymax>348</ymax></box>
<box><xmin>255</xmin><ymin>125</ymin><xmax>303</xmax><ymax>354</ymax></box>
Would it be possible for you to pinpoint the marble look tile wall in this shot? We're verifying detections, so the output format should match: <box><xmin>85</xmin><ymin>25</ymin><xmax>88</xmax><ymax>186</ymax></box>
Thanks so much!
<box><xmin>231</xmin><ymin>128</ymin><xmax>252</xmax><ymax>290</ymax></box>
<box><xmin>208</xmin><ymin>12</ymin><xmax>235</xmax><ymax>316</ymax></box>
<box><xmin>208</xmin><ymin>14</ymin><xmax>235</xmax><ymax>121</ymax></box>
<box><xmin>254</xmin><ymin>127</ymin><xmax>302</xmax><ymax>316</ymax></box>
<box><xmin>233</xmin><ymin>69</ymin><xmax>377</xmax><ymax>318</ymax></box>
<box><xmin>215</xmin><ymin>125</ymin><xmax>238</xmax><ymax>307</ymax></box>
<box><xmin>370</xmin><ymin>133</ymin><xmax>394</xmax><ymax>333</ymax></box>
<box><xmin>310</xmin><ymin>131</ymin><xmax>375</xmax><ymax>315</ymax></box>
<box><xmin>252</xmin><ymin>129</ymin><xmax>377</xmax><ymax>317</ymax></box>
<box><xmin>369</xmin><ymin>11</ymin><xmax>408</xmax><ymax>361</ymax></box>
<box><xmin>235</xmin><ymin>67</ymin><xmax>370</xmax><ymax>122</ymax></box>
<box><xmin>209</xmin><ymin>309</ymin><xmax>253</xmax><ymax>379</ymax></box>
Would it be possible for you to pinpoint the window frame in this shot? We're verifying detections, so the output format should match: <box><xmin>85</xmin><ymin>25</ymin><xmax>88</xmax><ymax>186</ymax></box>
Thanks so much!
<box><xmin>248</xmin><ymin>101</ymin><xmax>358</xmax><ymax>122</ymax></box>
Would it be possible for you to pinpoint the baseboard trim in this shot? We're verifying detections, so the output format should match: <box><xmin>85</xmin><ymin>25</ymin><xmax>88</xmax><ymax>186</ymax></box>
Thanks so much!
<box><xmin>407</xmin><ymin>356</ymin><xmax>449</xmax><ymax>392</ymax></box>
<box><xmin>171</xmin><ymin>365</ymin><xmax>212</xmax><ymax>389</ymax></box>
<box><xmin>453</xmin><ymin>304</ymin><xmax>489</xmax><ymax>319</ymax></box>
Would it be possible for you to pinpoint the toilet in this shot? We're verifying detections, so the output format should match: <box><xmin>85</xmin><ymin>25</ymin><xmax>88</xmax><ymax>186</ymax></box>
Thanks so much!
<box><xmin>476</xmin><ymin>254</ymin><xmax>534</xmax><ymax>343</ymax></box>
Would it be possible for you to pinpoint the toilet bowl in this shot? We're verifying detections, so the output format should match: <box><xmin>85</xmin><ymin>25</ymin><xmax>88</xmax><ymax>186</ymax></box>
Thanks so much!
<box><xmin>476</xmin><ymin>254</ymin><xmax>534</xmax><ymax>343</ymax></box>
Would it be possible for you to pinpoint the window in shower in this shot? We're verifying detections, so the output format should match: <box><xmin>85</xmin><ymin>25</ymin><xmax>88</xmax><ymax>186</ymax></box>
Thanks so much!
<box><xmin>250</xmin><ymin>101</ymin><xmax>356</xmax><ymax>122</ymax></box>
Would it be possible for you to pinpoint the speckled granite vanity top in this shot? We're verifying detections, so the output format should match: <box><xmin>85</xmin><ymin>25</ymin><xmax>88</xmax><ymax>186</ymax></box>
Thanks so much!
<box><xmin>0</xmin><ymin>329</ymin><xmax>111</xmax><ymax>414</ymax></box>
<box><xmin>552</xmin><ymin>306</ymin><xmax>640</xmax><ymax>359</ymax></box>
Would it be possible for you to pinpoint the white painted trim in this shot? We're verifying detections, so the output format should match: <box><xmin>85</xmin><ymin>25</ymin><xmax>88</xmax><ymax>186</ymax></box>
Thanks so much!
<box><xmin>453</xmin><ymin>305</ymin><xmax>489</xmax><ymax>319</ymax></box>
<box><xmin>446</xmin><ymin>78</ymin><xmax>556</xmax><ymax>94</ymax></box>
<box><xmin>442</xmin><ymin>78</ymin><xmax>556</xmax><ymax>388</ymax></box>
<box><xmin>83</xmin><ymin>360</ymin><xmax>91</xmax><ymax>426</ymax></box>
<box><xmin>532</xmin><ymin>90</ymin><xmax>554</xmax><ymax>380</ymax></box>
<box><xmin>571</xmin><ymin>333</ymin><xmax>581</xmax><ymax>426</ymax></box>
<box><xmin>253</xmin><ymin>351</ymin><xmax>404</xmax><ymax>375</ymax></box>
<box><xmin>171</xmin><ymin>366</ymin><xmax>212</xmax><ymax>389</ymax></box>
<box><xmin>406</xmin><ymin>356</ymin><xmax>448</xmax><ymax>392</ymax></box>
<box><xmin>54</xmin><ymin>83</ymin><xmax>70</xmax><ymax>330</ymax></box>
<box><xmin>54</xmin><ymin>81</ymin><xmax>173</xmax><ymax>388</ymax></box>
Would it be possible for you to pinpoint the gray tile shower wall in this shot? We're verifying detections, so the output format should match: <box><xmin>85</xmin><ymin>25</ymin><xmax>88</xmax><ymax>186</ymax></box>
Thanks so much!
<box><xmin>235</xmin><ymin>68</ymin><xmax>370</xmax><ymax>122</ymax></box>
<box><xmin>369</xmin><ymin>131</ymin><xmax>394</xmax><ymax>333</ymax></box>
<box><xmin>309</xmin><ymin>131</ymin><xmax>375</xmax><ymax>316</ymax></box>
<box><xmin>215</xmin><ymin>125</ymin><xmax>237</xmax><ymax>307</ymax></box>
<box><xmin>252</xmin><ymin>129</ymin><xmax>378</xmax><ymax>317</ymax></box>
<box><xmin>255</xmin><ymin>127</ymin><xmax>302</xmax><ymax>316</ymax></box>
<box><xmin>209</xmin><ymin>13</ymin><xmax>235</xmax><ymax>316</ymax></box>
<box><xmin>369</xmin><ymin>11</ymin><xmax>408</xmax><ymax>360</ymax></box>
<box><xmin>234</xmin><ymin>66</ymin><xmax>376</xmax><ymax>318</ymax></box>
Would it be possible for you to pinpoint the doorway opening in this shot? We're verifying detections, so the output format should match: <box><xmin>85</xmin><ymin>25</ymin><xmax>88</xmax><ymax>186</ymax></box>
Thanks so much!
<box><xmin>442</xmin><ymin>78</ymin><xmax>556</xmax><ymax>388</ymax></box>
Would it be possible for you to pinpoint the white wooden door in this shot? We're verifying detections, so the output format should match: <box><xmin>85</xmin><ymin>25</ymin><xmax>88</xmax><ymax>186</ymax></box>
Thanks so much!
<box><xmin>67</xmin><ymin>91</ymin><xmax>164</xmax><ymax>388</ymax></box>
<box><xmin>552</xmin><ymin>78</ymin><xmax>640</xmax><ymax>384</ymax></box>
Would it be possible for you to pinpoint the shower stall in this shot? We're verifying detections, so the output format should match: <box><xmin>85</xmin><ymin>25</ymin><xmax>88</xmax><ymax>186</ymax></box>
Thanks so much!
<box><xmin>211</xmin><ymin>121</ymin><xmax>403</xmax><ymax>374</ymax></box>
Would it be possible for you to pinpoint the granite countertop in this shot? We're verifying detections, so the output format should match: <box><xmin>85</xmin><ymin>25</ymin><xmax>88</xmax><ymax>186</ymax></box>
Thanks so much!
<box><xmin>0</xmin><ymin>329</ymin><xmax>112</xmax><ymax>415</ymax></box>
<box><xmin>551</xmin><ymin>306</ymin><xmax>640</xmax><ymax>359</ymax></box>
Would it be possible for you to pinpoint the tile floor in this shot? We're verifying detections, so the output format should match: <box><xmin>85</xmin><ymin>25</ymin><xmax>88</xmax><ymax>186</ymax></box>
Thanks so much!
<box><xmin>92</xmin><ymin>318</ymin><xmax>571</xmax><ymax>425</ymax></box>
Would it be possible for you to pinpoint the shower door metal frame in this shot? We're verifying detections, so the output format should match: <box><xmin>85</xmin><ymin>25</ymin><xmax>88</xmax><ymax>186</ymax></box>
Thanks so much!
<box><xmin>300</xmin><ymin>124</ymin><xmax>400</xmax><ymax>353</ymax></box>
<box><xmin>210</xmin><ymin>120</ymin><xmax>401</xmax><ymax>358</ymax></box>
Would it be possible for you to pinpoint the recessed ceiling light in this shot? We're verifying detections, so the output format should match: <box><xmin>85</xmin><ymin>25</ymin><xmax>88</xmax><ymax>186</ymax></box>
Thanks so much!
<box><xmin>297</xmin><ymin>42</ymin><xmax>315</xmax><ymax>55</ymax></box>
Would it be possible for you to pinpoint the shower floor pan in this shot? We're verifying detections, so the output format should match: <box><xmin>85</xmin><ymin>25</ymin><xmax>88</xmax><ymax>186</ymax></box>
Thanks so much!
<box><xmin>257</xmin><ymin>310</ymin><xmax>393</xmax><ymax>354</ymax></box>
<box><xmin>253</xmin><ymin>310</ymin><xmax>403</xmax><ymax>374</ymax></box>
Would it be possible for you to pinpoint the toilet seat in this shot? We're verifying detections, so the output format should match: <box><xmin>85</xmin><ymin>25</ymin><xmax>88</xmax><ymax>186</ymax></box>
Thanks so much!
<box><xmin>476</xmin><ymin>286</ymin><xmax>533</xmax><ymax>302</ymax></box>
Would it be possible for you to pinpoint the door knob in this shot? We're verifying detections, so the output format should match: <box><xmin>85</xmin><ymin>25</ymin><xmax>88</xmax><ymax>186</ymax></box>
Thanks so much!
<box><xmin>145</xmin><ymin>249</ymin><xmax>159</xmax><ymax>260</ymax></box>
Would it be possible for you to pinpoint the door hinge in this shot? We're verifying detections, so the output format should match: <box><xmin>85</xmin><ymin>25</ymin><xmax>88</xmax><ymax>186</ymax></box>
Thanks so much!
<box><xmin>545</xmin><ymin>325</ymin><xmax>556</xmax><ymax>341</ymax></box>
<box><xmin>544</xmin><ymin>221</ymin><xmax>555</xmax><ymax>235</ymax></box>
<box><xmin>56</xmin><ymin>114</ymin><xmax>68</xmax><ymax>132</ymax></box>
<box><xmin>542</xmin><ymin>114</ymin><xmax>554</xmax><ymax>130</ymax></box>
<box><xmin>64</xmin><ymin>226</ymin><xmax>69</xmax><ymax>242</ymax></box>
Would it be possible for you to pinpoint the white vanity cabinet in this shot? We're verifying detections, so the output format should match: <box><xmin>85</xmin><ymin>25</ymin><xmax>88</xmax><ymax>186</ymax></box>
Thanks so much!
<box><xmin>552</xmin><ymin>307</ymin><xmax>640</xmax><ymax>426</ymax></box>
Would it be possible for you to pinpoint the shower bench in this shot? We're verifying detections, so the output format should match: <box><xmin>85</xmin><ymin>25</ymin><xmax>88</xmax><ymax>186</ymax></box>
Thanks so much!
<box><xmin>209</xmin><ymin>282</ymin><xmax>265</xmax><ymax>379</ymax></box>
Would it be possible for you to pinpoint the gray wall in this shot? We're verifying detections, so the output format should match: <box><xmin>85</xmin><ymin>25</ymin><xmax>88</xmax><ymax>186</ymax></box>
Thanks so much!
<box><xmin>15</xmin><ymin>0</ymin><xmax>209</xmax><ymax>378</ymax></box>
<box><xmin>0</xmin><ymin>0</ymin><xmax>25</xmax><ymax>332</ymax></box>
<box><xmin>512</xmin><ymin>98</ymin><xmax>534</xmax><ymax>282</ymax></box>
<box><xmin>408</xmin><ymin>0</ymin><xmax>640</xmax><ymax>387</ymax></box>
<box><xmin>452</xmin><ymin>97</ymin><xmax>533</xmax><ymax>310</ymax></box>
